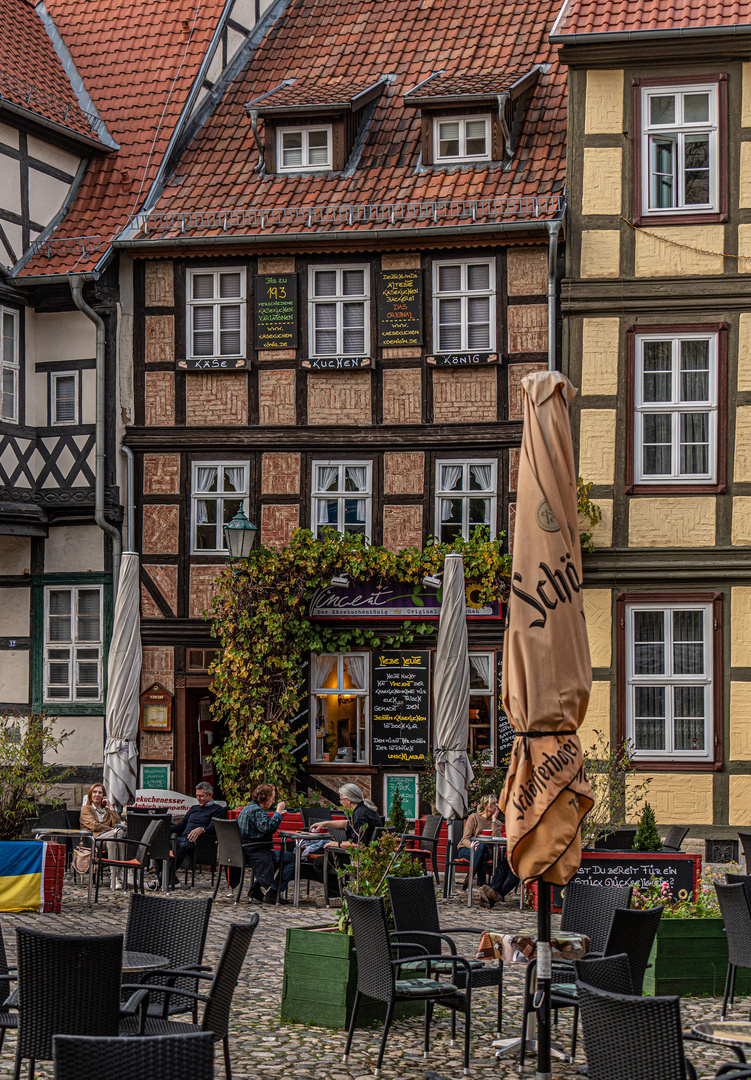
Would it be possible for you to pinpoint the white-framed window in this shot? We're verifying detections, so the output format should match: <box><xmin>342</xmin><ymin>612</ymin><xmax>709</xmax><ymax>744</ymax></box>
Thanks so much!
<box><xmin>625</xmin><ymin>601</ymin><xmax>713</xmax><ymax>760</ymax></box>
<box><xmin>312</xmin><ymin>461</ymin><xmax>371</xmax><ymax>538</ymax></box>
<box><xmin>469</xmin><ymin>652</ymin><xmax>494</xmax><ymax>763</ymax></box>
<box><xmin>277</xmin><ymin>125</ymin><xmax>332</xmax><ymax>172</ymax></box>
<box><xmin>435</xmin><ymin>459</ymin><xmax>496</xmax><ymax>542</ymax></box>
<box><xmin>308</xmin><ymin>265</ymin><xmax>369</xmax><ymax>358</ymax></box>
<box><xmin>432</xmin><ymin>259</ymin><xmax>495</xmax><ymax>353</ymax></box>
<box><xmin>50</xmin><ymin>371</ymin><xmax>78</xmax><ymax>426</ymax></box>
<box><xmin>187</xmin><ymin>268</ymin><xmax>245</xmax><ymax>360</ymax></box>
<box><xmin>1</xmin><ymin>306</ymin><xmax>19</xmax><ymax>423</ymax></box>
<box><xmin>641</xmin><ymin>83</ymin><xmax>719</xmax><ymax>214</ymax></box>
<box><xmin>634</xmin><ymin>332</ymin><xmax>717</xmax><ymax>484</ymax></box>
<box><xmin>191</xmin><ymin>461</ymin><xmax>249</xmax><ymax>553</ymax></box>
<box><xmin>44</xmin><ymin>586</ymin><xmax>103</xmax><ymax>702</ymax></box>
<box><xmin>311</xmin><ymin>652</ymin><xmax>369</xmax><ymax>764</ymax></box>
<box><xmin>433</xmin><ymin>115</ymin><xmax>491</xmax><ymax>163</ymax></box>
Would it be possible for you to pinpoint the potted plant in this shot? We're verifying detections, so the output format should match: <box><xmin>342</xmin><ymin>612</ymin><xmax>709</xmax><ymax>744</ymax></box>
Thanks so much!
<box><xmin>633</xmin><ymin>803</ymin><xmax>662</xmax><ymax>852</ymax></box>
<box><xmin>281</xmin><ymin>832</ymin><xmax>425</xmax><ymax>1028</ymax></box>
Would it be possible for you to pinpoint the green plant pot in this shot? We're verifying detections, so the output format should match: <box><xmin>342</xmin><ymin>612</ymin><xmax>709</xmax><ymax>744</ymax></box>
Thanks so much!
<box><xmin>281</xmin><ymin>924</ymin><xmax>425</xmax><ymax>1028</ymax></box>
<box><xmin>643</xmin><ymin>917</ymin><xmax>751</xmax><ymax>997</ymax></box>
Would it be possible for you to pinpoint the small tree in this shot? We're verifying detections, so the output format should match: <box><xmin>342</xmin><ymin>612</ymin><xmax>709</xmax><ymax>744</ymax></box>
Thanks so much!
<box><xmin>0</xmin><ymin>711</ymin><xmax>71</xmax><ymax>841</ymax></box>
<box><xmin>633</xmin><ymin>802</ymin><xmax>663</xmax><ymax>852</ymax></box>
<box><xmin>388</xmin><ymin>786</ymin><xmax>407</xmax><ymax>834</ymax></box>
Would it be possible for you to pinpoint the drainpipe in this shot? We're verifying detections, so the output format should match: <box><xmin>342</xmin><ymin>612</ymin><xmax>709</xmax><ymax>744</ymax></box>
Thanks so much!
<box><xmin>70</xmin><ymin>274</ymin><xmax>122</xmax><ymax>598</ymax></box>
<box><xmin>121</xmin><ymin>446</ymin><xmax>135</xmax><ymax>553</ymax></box>
<box><xmin>546</xmin><ymin>218</ymin><xmax>563</xmax><ymax>372</ymax></box>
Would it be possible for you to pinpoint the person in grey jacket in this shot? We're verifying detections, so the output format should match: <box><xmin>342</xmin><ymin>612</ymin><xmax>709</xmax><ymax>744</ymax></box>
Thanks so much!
<box><xmin>238</xmin><ymin>783</ymin><xmax>295</xmax><ymax>903</ymax></box>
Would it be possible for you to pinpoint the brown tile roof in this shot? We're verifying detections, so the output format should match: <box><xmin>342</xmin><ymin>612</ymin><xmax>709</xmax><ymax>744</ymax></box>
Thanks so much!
<box><xmin>551</xmin><ymin>0</ymin><xmax>751</xmax><ymax>40</ymax></box>
<box><xmin>128</xmin><ymin>0</ymin><xmax>566</xmax><ymax>244</ymax></box>
<box><xmin>0</xmin><ymin>0</ymin><xmax>101</xmax><ymax>143</ymax></box>
<box><xmin>404</xmin><ymin>68</ymin><xmax>526</xmax><ymax>101</ymax></box>
<box><xmin>247</xmin><ymin>76</ymin><xmax>385</xmax><ymax>111</ymax></box>
<box><xmin>18</xmin><ymin>0</ymin><xmax>227</xmax><ymax>277</ymax></box>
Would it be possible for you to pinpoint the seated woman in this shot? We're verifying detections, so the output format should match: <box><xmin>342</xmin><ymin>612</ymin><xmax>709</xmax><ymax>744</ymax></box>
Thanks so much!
<box><xmin>78</xmin><ymin>782</ymin><xmax>125</xmax><ymax>890</ymax></box>
<box><xmin>457</xmin><ymin>793</ymin><xmax>500</xmax><ymax>888</ymax></box>
<box><xmin>238</xmin><ymin>783</ymin><xmax>295</xmax><ymax>904</ymax></box>
<box><xmin>310</xmin><ymin>783</ymin><xmax>382</xmax><ymax>850</ymax></box>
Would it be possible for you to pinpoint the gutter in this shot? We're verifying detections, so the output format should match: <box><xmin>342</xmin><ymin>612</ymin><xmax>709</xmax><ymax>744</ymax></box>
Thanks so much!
<box><xmin>69</xmin><ymin>275</ymin><xmax>122</xmax><ymax>599</ymax></box>
<box><xmin>121</xmin><ymin>446</ymin><xmax>135</xmax><ymax>552</ymax></box>
<box><xmin>0</xmin><ymin>98</ymin><xmax>109</xmax><ymax>154</ymax></box>
<box><xmin>550</xmin><ymin>23</ymin><xmax>751</xmax><ymax>43</ymax></box>
<box><xmin>546</xmin><ymin>213</ymin><xmax>564</xmax><ymax>372</ymax></box>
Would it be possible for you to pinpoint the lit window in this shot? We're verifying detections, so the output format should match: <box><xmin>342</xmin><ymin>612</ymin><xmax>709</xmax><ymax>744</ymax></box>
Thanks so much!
<box><xmin>311</xmin><ymin>652</ymin><xmax>369</xmax><ymax>764</ymax></box>
<box><xmin>308</xmin><ymin>266</ymin><xmax>369</xmax><ymax>357</ymax></box>
<box><xmin>642</xmin><ymin>84</ymin><xmax>718</xmax><ymax>214</ymax></box>
<box><xmin>634</xmin><ymin>333</ymin><xmax>717</xmax><ymax>484</ymax></box>
<box><xmin>187</xmin><ymin>268</ymin><xmax>245</xmax><ymax>359</ymax></box>
<box><xmin>44</xmin><ymin>586</ymin><xmax>103</xmax><ymax>702</ymax></box>
<box><xmin>469</xmin><ymin>653</ymin><xmax>494</xmax><ymax>763</ymax></box>
<box><xmin>435</xmin><ymin>459</ymin><xmax>496</xmax><ymax>542</ymax></box>
<box><xmin>51</xmin><ymin>372</ymin><xmax>78</xmax><ymax>425</ymax></box>
<box><xmin>625</xmin><ymin>602</ymin><xmax>713</xmax><ymax>761</ymax></box>
<box><xmin>432</xmin><ymin>259</ymin><xmax>495</xmax><ymax>353</ymax></box>
<box><xmin>191</xmin><ymin>462</ymin><xmax>249</xmax><ymax>553</ymax></box>
<box><xmin>312</xmin><ymin>461</ymin><xmax>371</xmax><ymax>538</ymax></box>
<box><xmin>433</xmin><ymin>116</ymin><xmax>490</xmax><ymax>163</ymax></box>
<box><xmin>278</xmin><ymin>126</ymin><xmax>332</xmax><ymax>172</ymax></box>
<box><xmin>1</xmin><ymin>306</ymin><xmax>19</xmax><ymax>423</ymax></box>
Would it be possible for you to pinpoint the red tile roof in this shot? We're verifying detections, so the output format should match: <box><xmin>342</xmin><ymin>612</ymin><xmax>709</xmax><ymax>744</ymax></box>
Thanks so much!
<box><xmin>18</xmin><ymin>0</ymin><xmax>227</xmax><ymax>277</ymax></box>
<box><xmin>248</xmin><ymin>76</ymin><xmax>385</xmax><ymax>111</ymax></box>
<box><xmin>0</xmin><ymin>0</ymin><xmax>100</xmax><ymax>142</ymax></box>
<box><xmin>404</xmin><ymin>68</ymin><xmax>526</xmax><ymax>101</ymax></box>
<box><xmin>551</xmin><ymin>0</ymin><xmax>751</xmax><ymax>40</ymax></box>
<box><xmin>128</xmin><ymin>0</ymin><xmax>566</xmax><ymax>244</ymax></box>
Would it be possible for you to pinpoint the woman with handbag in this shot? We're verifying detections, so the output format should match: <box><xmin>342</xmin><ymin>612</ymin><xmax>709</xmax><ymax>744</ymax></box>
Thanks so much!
<box><xmin>77</xmin><ymin>782</ymin><xmax>126</xmax><ymax>889</ymax></box>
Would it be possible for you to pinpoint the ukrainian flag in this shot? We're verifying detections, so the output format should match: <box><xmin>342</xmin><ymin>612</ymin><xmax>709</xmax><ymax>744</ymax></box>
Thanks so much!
<box><xmin>0</xmin><ymin>842</ymin><xmax>44</xmax><ymax>912</ymax></box>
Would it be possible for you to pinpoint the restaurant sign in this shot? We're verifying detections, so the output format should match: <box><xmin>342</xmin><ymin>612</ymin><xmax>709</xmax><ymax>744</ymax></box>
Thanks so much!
<box><xmin>309</xmin><ymin>581</ymin><xmax>501</xmax><ymax>620</ymax></box>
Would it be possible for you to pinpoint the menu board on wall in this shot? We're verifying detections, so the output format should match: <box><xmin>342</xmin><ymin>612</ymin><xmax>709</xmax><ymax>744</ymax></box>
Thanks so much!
<box><xmin>371</xmin><ymin>650</ymin><xmax>430</xmax><ymax>766</ymax></box>
<box><xmin>255</xmin><ymin>274</ymin><xmax>297</xmax><ymax>350</ymax></box>
<box><xmin>289</xmin><ymin>655</ymin><xmax>309</xmax><ymax>770</ymax></box>
<box><xmin>378</xmin><ymin>269</ymin><xmax>422</xmax><ymax>348</ymax></box>
<box><xmin>496</xmin><ymin>651</ymin><xmax>516</xmax><ymax>766</ymax></box>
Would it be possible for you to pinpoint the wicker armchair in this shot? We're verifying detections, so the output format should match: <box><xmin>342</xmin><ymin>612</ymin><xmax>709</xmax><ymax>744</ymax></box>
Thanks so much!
<box><xmin>559</xmin><ymin>882</ymin><xmax>633</xmax><ymax>952</ymax></box>
<box><xmin>343</xmin><ymin>890</ymin><xmax>472</xmax><ymax>1077</ymax></box>
<box><xmin>662</xmin><ymin>825</ymin><xmax>690</xmax><ymax>852</ymax></box>
<box><xmin>121</xmin><ymin>918</ymin><xmax>259</xmax><ymax>1080</ymax></box>
<box><xmin>53</xmin><ymin>1033</ymin><xmax>215</xmax><ymax>1080</ymax></box>
<box><xmin>92</xmin><ymin>817</ymin><xmax>161</xmax><ymax>900</ymax></box>
<box><xmin>550</xmin><ymin>953</ymin><xmax>633</xmax><ymax>1061</ymax></box>
<box><xmin>715</xmin><ymin>882</ymin><xmax>751</xmax><ymax>1020</ymax></box>
<box><xmin>399</xmin><ymin>813</ymin><xmax>443</xmax><ymax>884</ymax></box>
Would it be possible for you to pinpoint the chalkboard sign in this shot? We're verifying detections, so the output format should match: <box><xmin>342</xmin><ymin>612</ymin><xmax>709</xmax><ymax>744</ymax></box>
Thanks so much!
<box><xmin>255</xmin><ymin>274</ymin><xmax>297</xmax><ymax>350</ymax></box>
<box><xmin>371</xmin><ymin>650</ymin><xmax>430</xmax><ymax>766</ymax></box>
<box><xmin>384</xmin><ymin>773</ymin><xmax>419</xmax><ymax>821</ymax></box>
<box><xmin>379</xmin><ymin>270</ymin><xmax>422</xmax><ymax>348</ymax></box>
<box><xmin>496</xmin><ymin>651</ymin><xmax>515</xmax><ymax>767</ymax></box>
<box><xmin>289</xmin><ymin>656</ymin><xmax>309</xmax><ymax>770</ymax></box>
<box><xmin>551</xmin><ymin>852</ymin><xmax>701</xmax><ymax>908</ymax></box>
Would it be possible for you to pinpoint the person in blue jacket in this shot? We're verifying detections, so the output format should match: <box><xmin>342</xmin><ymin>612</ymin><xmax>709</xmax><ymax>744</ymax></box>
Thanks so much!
<box><xmin>170</xmin><ymin>781</ymin><xmax>226</xmax><ymax>886</ymax></box>
<box><xmin>238</xmin><ymin>783</ymin><xmax>295</xmax><ymax>904</ymax></box>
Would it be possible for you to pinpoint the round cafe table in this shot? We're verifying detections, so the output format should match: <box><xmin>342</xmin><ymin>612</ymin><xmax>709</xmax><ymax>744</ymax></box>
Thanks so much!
<box><xmin>692</xmin><ymin>1021</ymin><xmax>751</xmax><ymax>1062</ymax></box>
<box><xmin>121</xmin><ymin>951</ymin><xmax>170</xmax><ymax>975</ymax></box>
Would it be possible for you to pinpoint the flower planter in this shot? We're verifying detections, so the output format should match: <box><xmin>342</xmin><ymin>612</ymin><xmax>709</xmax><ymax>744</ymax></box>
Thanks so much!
<box><xmin>281</xmin><ymin>924</ymin><xmax>424</xmax><ymax>1028</ymax></box>
<box><xmin>643</xmin><ymin>918</ymin><xmax>751</xmax><ymax>998</ymax></box>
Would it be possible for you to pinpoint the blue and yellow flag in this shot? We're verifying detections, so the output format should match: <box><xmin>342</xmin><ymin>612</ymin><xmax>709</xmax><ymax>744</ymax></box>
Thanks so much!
<box><xmin>0</xmin><ymin>842</ymin><xmax>44</xmax><ymax>912</ymax></box>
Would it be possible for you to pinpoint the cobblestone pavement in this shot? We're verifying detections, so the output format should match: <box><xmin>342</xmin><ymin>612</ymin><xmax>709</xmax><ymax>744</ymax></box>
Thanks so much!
<box><xmin>0</xmin><ymin>872</ymin><xmax>745</xmax><ymax>1079</ymax></box>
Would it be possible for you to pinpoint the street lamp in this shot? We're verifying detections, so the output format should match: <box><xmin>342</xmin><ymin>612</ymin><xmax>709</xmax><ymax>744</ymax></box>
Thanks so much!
<box><xmin>223</xmin><ymin>508</ymin><xmax>258</xmax><ymax>569</ymax></box>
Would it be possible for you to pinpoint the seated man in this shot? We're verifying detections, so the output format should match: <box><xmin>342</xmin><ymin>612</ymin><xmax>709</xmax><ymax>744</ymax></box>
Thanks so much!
<box><xmin>170</xmin><ymin>782</ymin><xmax>226</xmax><ymax>886</ymax></box>
<box><xmin>238</xmin><ymin>783</ymin><xmax>295</xmax><ymax>904</ymax></box>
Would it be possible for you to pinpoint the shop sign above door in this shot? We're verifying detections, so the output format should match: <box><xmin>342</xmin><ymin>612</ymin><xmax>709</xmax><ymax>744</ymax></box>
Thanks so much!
<box><xmin>309</xmin><ymin>581</ymin><xmax>502</xmax><ymax>619</ymax></box>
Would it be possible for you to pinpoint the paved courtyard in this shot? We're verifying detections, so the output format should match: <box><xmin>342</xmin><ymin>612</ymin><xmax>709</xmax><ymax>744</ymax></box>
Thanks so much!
<box><xmin>0</xmin><ymin>872</ymin><xmax>744</xmax><ymax>1079</ymax></box>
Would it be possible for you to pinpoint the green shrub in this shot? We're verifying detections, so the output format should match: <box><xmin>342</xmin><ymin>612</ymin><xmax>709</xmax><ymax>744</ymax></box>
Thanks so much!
<box><xmin>633</xmin><ymin>802</ymin><xmax>663</xmax><ymax>852</ymax></box>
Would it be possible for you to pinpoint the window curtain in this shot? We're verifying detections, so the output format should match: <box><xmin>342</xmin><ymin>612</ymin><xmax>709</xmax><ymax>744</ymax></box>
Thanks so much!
<box><xmin>315</xmin><ymin>654</ymin><xmax>338</xmax><ymax>690</ymax></box>
<box><xmin>344</xmin><ymin>654</ymin><xmax>366</xmax><ymax>690</ymax></box>
<box><xmin>316</xmin><ymin>465</ymin><xmax>339</xmax><ymax>493</ymax></box>
<box><xmin>346</xmin><ymin>466</ymin><xmax>367</xmax><ymax>492</ymax></box>
<box><xmin>470</xmin><ymin>464</ymin><xmax>493</xmax><ymax>491</ymax></box>
<box><xmin>317</xmin><ymin>498</ymin><xmax>335</xmax><ymax>525</ymax></box>
<box><xmin>440</xmin><ymin>464</ymin><xmax>464</xmax><ymax>520</ymax></box>
<box><xmin>195</xmin><ymin>500</ymin><xmax>209</xmax><ymax>524</ymax></box>
<box><xmin>224</xmin><ymin>466</ymin><xmax>245</xmax><ymax>494</ymax></box>
<box><xmin>195</xmin><ymin>467</ymin><xmax>217</xmax><ymax>492</ymax></box>
<box><xmin>469</xmin><ymin>653</ymin><xmax>490</xmax><ymax>690</ymax></box>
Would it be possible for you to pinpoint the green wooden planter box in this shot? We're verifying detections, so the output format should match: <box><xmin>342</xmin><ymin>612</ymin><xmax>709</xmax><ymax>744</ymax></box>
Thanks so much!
<box><xmin>281</xmin><ymin>924</ymin><xmax>424</xmax><ymax>1028</ymax></box>
<box><xmin>644</xmin><ymin>918</ymin><xmax>751</xmax><ymax>997</ymax></box>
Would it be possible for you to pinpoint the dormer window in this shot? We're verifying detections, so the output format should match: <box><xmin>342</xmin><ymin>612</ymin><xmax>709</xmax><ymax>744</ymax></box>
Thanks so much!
<box><xmin>434</xmin><ymin>116</ymin><xmax>490</xmax><ymax>163</ymax></box>
<box><xmin>278</xmin><ymin>125</ymin><xmax>332</xmax><ymax>172</ymax></box>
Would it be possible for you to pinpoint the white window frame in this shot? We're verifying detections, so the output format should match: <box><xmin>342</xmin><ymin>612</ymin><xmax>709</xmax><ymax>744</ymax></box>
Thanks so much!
<box><xmin>43</xmin><ymin>585</ymin><xmax>103</xmax><ymax>703</ymax></box>
<box><xmin>311</xmin><ymin>460</ymin><xmax>372</xmax><ymax>539</ymax></box>
<box><xmin>308</xmin><ymin>265</ymin><xmax>370</xmax><ymax>358</ymax></box>
<box><xmin>311</xmin><ymin>651</ymin><xmax>370</xmax><ymax>764</ymax></box>
<box><xmin>435</xmin><ymin>459</ymin><xmax>497</xmax><ymax>542</ymax></box>
<box><xmin>277</xmin><ymin>125</ymin><xmax>333</xmax><ymax>172</ymax></box>
<box><xmin>625</xmin><ymin>601</ymin><xmax>713</xmax><ymax>761</ymax></box>
<box><xmin>432</xmin><ymin>258</ymin><xmax>496</xmax><ymax>353</ymax></box>
<box><xmin>433</xmin><ymin>115</ymin><xmax>491</xmax><ymax>163</ymax></box>
<box><xmin>190</xmin><ymin>460</ymin><xmax>250</xmax><ymax>554</ymax></box>
<box><xmin>634</xmin><ymin>332</ymin><xmax>717</xmax><ymax>484</ymax></box>
<box><xmin>641</xmin><ymin>82</ymin><xmax>719</xmax><ymax>215</ymax></box>
<box><xmin>468</xmin><ymin>651</ymin><xmax>495</xmax><ymax>763</ymax></box>
<box><xmin>1</xmin><ymin>305</ymin><xmax>19</xmax><ymax>424</ymax></box>
<box><xmin>186</xmin><ymin>268</ymin><xmax>246</xmax><ymax>360</ymax></box>
<box><xmin>50</xmin><ymin>371</ymin><xmax>79</xmax><ymax>426</ymax></box>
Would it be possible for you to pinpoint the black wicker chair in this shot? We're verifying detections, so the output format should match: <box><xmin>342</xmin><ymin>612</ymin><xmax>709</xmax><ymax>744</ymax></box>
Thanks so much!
<box><xmin>212</xmin><ymin>818</ymin><xmax>248</xmax><ymax>903</ymax></box>
<box><xmin>399</xmin><ymin>813</ymin><xmax>443</xmax><ymax>884</ymax></box>
<box><xmin>559</xmin><ymin>882</ymin><xmax>633</xmax><ymax>952</ymax></box>
<box><xmin>13</xmin><ymin>927</ymin><xmax>144</xmax><ymax>1080</ymax></box>
<box><xmin>183</xmin><ymin>830</ymin><xmax>218</xmax><ymax>887</ymax></box>
<box><xmin>0</xmin><ymin>921</ymin><xmax>17</xmax><ymax>1054</ymax></box>
<box><xmin>121</xmin><ymin>917</ymin><xmax>259</xmax><ymax>1080</ymax></box>
<box><xmin>300</xmin><ymin>807</ymin><xmax>336</xmax><ymax>829</ymax></box>
<box><xmin>388</xmin><ymin>873</ymin><xmax>504</xmax><ymax>1033</ymax></box>
<box><xmin>576</xmin><ymin>982</ymin><xmax>696</xmax><ymax>1080</ymax></box>
<box><xmin>127</xmin><ymin>812</ymin><xmax>172</xmax><ymax>889</ymax></box>
<box><xmin>662</xmin><ymin>825</ymin><xmax>690</xmax><ymax>852</ymax></box>
<box><xmin>442</xmin><ymin>820</ymin><xmax>492</xmax><ymax>898</ymax></box>
<box><xmin>550</xmin><ymin>952</ymin><xmax>633</xmax><ymax>1060</ymax></box>
<box><xmin>716</xmin><ymin>882</ymin><xmax>751</xmax><ymax>1020</ymax></box>
<box><xmin>739</xmin><ymin>832</ymin><xmax>751</xmax><ymax>873</ymax></box>
<box><xmin>726</xmin><ymin>872</ymin><xmax>751</xmax><ymax>914</ymax></box>
<box><xmin>92</xmin><ymin>817</ymin><xmax>161</xmax><ymax>900</ymax></box>
<box><xmin>343</xmin><ymin>890</ymin><xmax>472</xmax><ymax>1077</ymax></box>
<box><xmin>124</xmin><ymin>893</ymin><xmax>213</xmax><ymax>1020</ymax></box>
<box><xmin>53</xmin><ymin>1032</ymin><xmax>215</xmax><ymax>1080</ymax></box>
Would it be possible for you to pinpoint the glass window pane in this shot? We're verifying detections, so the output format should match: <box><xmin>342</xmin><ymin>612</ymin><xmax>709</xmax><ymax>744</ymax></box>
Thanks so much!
<box><xmin>437</xmin><ymin>264</ymin><xmax>462</xmax><ymax>292</ymax></box>
<box><xmin>679</xmin><ymin>413</ymin><xmax>709</xmax><ymax>475</ymax></box>
<box><xmin>438</xmin><ymin>298</ymin><xmax>462</xmax><ymax>351</ymax></box>
<box><xmin>680</xmin><ymin>339</ymin><xmax>710</xmax><ymax>401</ymax></box>
<box><xmin>650</xmin><ymin>138</ymin><xmax>675</xmax><ymax>208</ymax></box>
<box><xmin>441</xmin><ymin>497</ymin><xmax>462</xmax><ymax>524</ymax></box>
<box><xmin>467</xmin><ymin>263</ymin><xmax>490</xmax><ymax>291</ymax></box>
<box><xmin>191</xmin><ymin>274</ymin><xmax>214</xmax><ymax>300</ymax></box>
<box><xmin>313</xmin><ymin>271</ymin><xmax>337</xmax><ymax>297</ymax></box>
<box><xmin>77</xmin><ymin>590</ymin><xmax>101</xmax><ymax>642</ymax></box>
<box><xmin>3</xmin><ymin>312</ymin><xmax>15</xmax><ymax>365</ymax></box>
<box><xmin>219</xmin><ymin>330</ymin><xmax>241</xmax><ymax>355</ymax></box>
<box><xmin>642</xmin><ymin>340</ymin><xmax>672</xmax><ymax>402</ymax></box>
<box><xmin>220</xmin><ymin>306</ymin><xmax>241</xmax><ymax>330</ymax></box>
<box><xmin>684</xmin><ymin>135</ymin><xmax>710</xmax><ymax>204</ymax></box>
<box><xmin>465</xmin><ymin>119</ymin><xmax>487</xmax><ymax>156</ymax></box>
<box><xmin>283</xmin><ymin>146</ymin><xmax>303</xmax><ymax>167</ymax></box>
<box><xmin>684</xmin><ymin>93</ymin><xmax>709</xmax><ymax>123</ymax></box>
<box><xmin>219</xmin><ymin>273</ymin><xmax>242</xmax><ymax>299</ymax></box>
<box><xmin>342</xmin><ymin>270</ymin><xmax>365</xmax><ymax>296</ymax></box>
<box><xmin>222</xmin><ymin>499</ymin><xmax>243</xmax><ymax>525</ymax></box>
<box><xmin>308</xmin><ymin>129</ymin><xmax>329</xmax><ymax>165</ymax></box>
<box><xmin>469</xmin><ymin>464</ymin><xmax>492</xmax><ymax>491</ymax></box>
<box><xmin>650</xmin><ymin>94</ymin><xmax>676</xmax><ymax>125</ymax></box>
<box><xmin>342</xmin><ymin>302</ymin><xmax>365</xmax><ymax>353</ymax></box>
<box><xmin>673</xmin><ymin>610</ymin><xmax>704</xmax><ymax>674</ymax></box>
<box><xmin>674</xmin><ymin>687</ymin><xmax>705</xmax><ymax>750</ymax></box>
<box><xmin>469</xmin><ymin>498</ymin><xmax>490</xmax><ymax>524</ymax></box>
<box><xmin>438</xmin><ymin>121</ymin><xmax>460</xmax><ymax>157</ymax></box>
<box><xmin>1</xmin><ymin>367</ymin><xmax>15</xmax><ymax>420</ymax></box>
<box><xmin>317</xmin><ymin>466</ymin><xmax>340</xmax><ymax>492</ymax></box>
<box><xmin>642</xmin><ymin>413</ymin><xmax>672</xmax><ymax>476</ymax></box>
<box><xmin>344</xmin><ymin>466</ymin><xmax>367</xmax><ymax>492</ymax></box>
<box><xmin>634</xmin><ymin>686</ymin><xmax>666</xmax><ymax>749</ymax></box>
<box><xmin>440</xmin><ymin>466</ymin><xmax>463</xmax><ymax>492</ymax></box>
<box><xmin>633</xmin><ymin>610</ymin><xmax>665</xmax><ymax>673</ymax></box>
<box><xmin>54</xmin><ymin>376</ymin><xmax>76</xmax><ymax>422</ymax></box>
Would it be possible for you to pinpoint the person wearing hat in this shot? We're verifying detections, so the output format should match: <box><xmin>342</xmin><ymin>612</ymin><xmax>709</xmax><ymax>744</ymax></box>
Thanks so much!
<box><xmin>310</xmin><ymin>783</ymin><xmax>383</xmax><ymax>849</ymax></box>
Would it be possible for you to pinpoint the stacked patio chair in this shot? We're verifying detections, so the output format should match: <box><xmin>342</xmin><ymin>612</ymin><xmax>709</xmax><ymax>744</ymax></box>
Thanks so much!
<box><xmin>343</xmin><ymin>890</ymin><xmax>473</xmax><ymax>1077</ymax></box>
<box><xmin>388</xmin><ymin>873</ymin><xmax>504</xmax><ymax>1034</ymax></box>
<box><xmin>53</xmin><ymin>1033</ymin><xmax>215</xmax><ymax>1080</ymax></box>
<box><xmin>0</xmin><ymin>922</ymin><xmax>17</xmax><ymax>1054</ymax></box>
<box><xmin>120</xmin><ymin>918</ymin><xmax>259</xmax><ymax>1080</ymax></box>
<box><xmin>715</xmin><ymin>882</ymin><xmax>751</xmax><ymax>1020</ymax></box>
<box><xmin>662</xmin><ymin>825</ymin><xmax>690</xmax><ymax>852</ymax></box>
<box><xmin>92</xmin><ymin>817</ymin><xmax>162</xmax><ymax>900</ymax></box>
